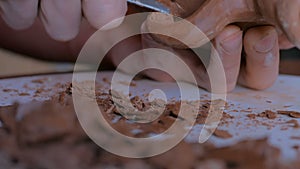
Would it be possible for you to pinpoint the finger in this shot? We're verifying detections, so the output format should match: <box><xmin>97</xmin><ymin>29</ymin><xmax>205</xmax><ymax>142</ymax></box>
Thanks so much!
<box><xmin>82</xmin><ymin>0</ymin><xmax>127</xmax><ymax>30</ymax></box>
<box><xmin>141</xmin><ymin>24</ymin><xmax>243</xmax><ymax>92</ymax></box>
<box><xmin>140</xmin><ymin>23</ymin><xmax>194</xmax><ymax>82</ymax></box>
<box><xmin>210</xmin><ymin>25</ymin><xmax>243</xmax><ymax>92</ymax></box>
<box><xmin>239</xmin><ymin>26</ymin><xmax>279</xmax><ymax>90</ymax></box>
<box><xmin>109</xmin><ymin>35</ymin><xmax>142</xmax><ymax>68</ymax></box>
<box><xmin>141</xmin><ymin>31</ymin><xmax>175</xmax><ymax>82</ymax></box>
<box><xmin>39</xmin><ymin>0</ymin><xmax>81</xmax><ymax>41</ymax></box>
<box><xmin>278</xmin><ymin>33</ymin><xmax>295</xmax><ymax>50</ymax></box>
<box><xmin>0</xmin><ymin>0</ymin><xmax>38</xmax><ymax>30</ymax></box>
<box><xmin>276</xmin><ymin>0</ymin><xmax>300</xmax><ymax>48</ymax></box>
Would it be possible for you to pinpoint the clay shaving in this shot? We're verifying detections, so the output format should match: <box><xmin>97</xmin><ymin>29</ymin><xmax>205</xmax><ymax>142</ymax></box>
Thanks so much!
<box><xmin>213</xmin><ymin>129</ymin><xmax>232</xmax><ymax>139</ymax></box>
<box><xmin>278</xmin><ymin>110</ymin><xmax>300</xmax><ymax>118</ymax></box>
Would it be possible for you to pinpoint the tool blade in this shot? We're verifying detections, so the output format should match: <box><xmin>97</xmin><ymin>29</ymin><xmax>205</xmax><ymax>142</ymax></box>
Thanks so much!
<box><xmin>127</xmin><ymin>0</ymin><xmax>170</xmax><ymax>14</ymax></box>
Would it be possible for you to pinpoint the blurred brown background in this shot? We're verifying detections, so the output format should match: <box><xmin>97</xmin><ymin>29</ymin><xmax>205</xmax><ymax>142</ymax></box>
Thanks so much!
<box><xmin>1</xmin><ymin>47</ymin><xmax>299</xmax><ymax>78</ymax></box>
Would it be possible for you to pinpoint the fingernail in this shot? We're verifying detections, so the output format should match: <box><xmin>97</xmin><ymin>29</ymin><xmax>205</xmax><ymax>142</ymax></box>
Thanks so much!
<box><xmin>42</xmin><ymin>20</ymin><xmax>80</xmax><ymax>41</ymax></box>
<box><xmin>220</xmin><ymin>29</ymin><xmax>242</xmax><ymax>54</ymax></box>
<box><xmin>254</xmin><ymin>32</ymin><xmax>276</xmax><ymax>53</ymax></box>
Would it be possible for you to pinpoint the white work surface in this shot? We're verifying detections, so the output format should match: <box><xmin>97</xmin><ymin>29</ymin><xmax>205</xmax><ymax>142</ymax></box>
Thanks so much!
<box><xmin>0</xmin><ymin>72</ymin><xmax>299</xmax><ymax>161</ymax></box>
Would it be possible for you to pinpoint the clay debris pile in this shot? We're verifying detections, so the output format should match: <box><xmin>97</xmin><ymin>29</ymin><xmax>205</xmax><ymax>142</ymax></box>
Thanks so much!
<box><xmin>0</xmin><ymin>84</ymin><xmax>298</xmax><ymax>169</ymax></box>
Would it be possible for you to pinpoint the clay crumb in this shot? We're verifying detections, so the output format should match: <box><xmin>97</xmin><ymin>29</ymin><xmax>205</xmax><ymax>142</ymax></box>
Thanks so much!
<box><xmin>265</xmin><ymin>110</ymin><xmax>277</xmax><ymax>119</ymax></box>
<box><xmin>35</xmin><ymin>88</ymin><xmax>43</xmax><ymax>94</ymax></box>
<box><xmin>213</xmin><ymin>129</ymin><xmax>232</xmax><ymax>139</ymax></box>
<box><xmin>290</xmin><ymin>136</ymin><xmax>300</xmax><ymax>140</ymax></box>
<box><xmin>118</xmin><ymin>81</ymin><xmax>137</xmax><ymax>87</ymax></box>
<box><xmin>102</xmin><ymin>77</ymin><xmax>110</xmax><ymax>84</ymax></box>
<box><xmin>258</xmin><ymin>110</ymin><xmax>277</xmax><ymax>119</ymax></box>
<box><xmin>31</xmin><ymin>79</ymin><xmax>45</xmax><ymax>84</ymax></box>
<box><xmin>18</xmin><ymin>92</ymin><xmax>30</xmax><ymax>96</ymax></box>
<box><xmin>2</xmin><ymin>89</ymin><xmax>18</xmax><ymax>92</ymax></box>
<box><xmin>247</xmin><ymin>114</ymin><xmax>256</xmax><ymax>119</ymax></box>
<box><xmin>292</xmin><ymin>145</ymin><xmax>299</xmax><ymax>150</ymax></box>
<box><xmin>277</xmin><ymin>111</ymin><xmax>290</xmax><ymax>115</ymax></box>
<box><xmin>241</xmin><ymin>108</ymin><xmax>253</xmax><ymax>113</ymax></box>
<box><xmin>222</xmin><ymin>112</ymin><xmax>234</xmax><ymax>119</ymax></box>
<box><xmin>65</xmin><ymin>83</ymin><xmax>72</xmax><ymax>95</ymax></box>
<box><xmin>286</xmin><ymin>120</ymin><xmax>300</xmax><ymax>128</ymax></box>
<box><xmin>278</xmin><ymin>111</ymin><xmax>300</xmax><ymax>118</ymax></box>
<box><xmin>289</xmin><ymin>112</ymin><xmax>300</xmax><ymax>118</ymax></box>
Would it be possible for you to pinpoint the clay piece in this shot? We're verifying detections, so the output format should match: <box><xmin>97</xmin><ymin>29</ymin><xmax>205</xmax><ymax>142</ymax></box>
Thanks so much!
<box><xmin>278</xmin><ymin>110</ymin><xmax>300</xmax><ymax>118</ymax></box>
<box><xmin>145</xmin><ymin>0</ymin><xmax>300</xmax><ymax>49</ymax></box>
<box><xmin>213</xmin><ymin>129</ymin><xmax>233</xmax><ymax>139</ymax></box>
<box><xmin>258</xmin><ymin>110</ymin><xmax>277</xmax><ymax>119</ymax></box>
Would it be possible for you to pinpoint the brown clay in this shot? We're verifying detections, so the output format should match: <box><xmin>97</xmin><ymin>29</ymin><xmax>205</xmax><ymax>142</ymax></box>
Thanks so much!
<box><xmin>145</xmin><ymin>0</ymin><xmax>300</xmax><ymax>49</ymax></box>
<box><xmin>157</xmin><ymin>0</ymin><xmax>206</xmax><ymax>17</ymax></box>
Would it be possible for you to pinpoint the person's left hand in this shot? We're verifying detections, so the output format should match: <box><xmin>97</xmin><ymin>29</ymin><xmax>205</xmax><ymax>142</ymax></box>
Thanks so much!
<box><xmin>0</xmin><ymin>0</ymin><xmax>127</xmax><ymax>41</ymax></box>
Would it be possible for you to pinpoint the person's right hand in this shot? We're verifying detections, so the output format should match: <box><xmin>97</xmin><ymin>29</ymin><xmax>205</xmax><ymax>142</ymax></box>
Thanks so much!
<box><xmin>130</xmin><ymin>0</ymin><xmax>300</xmax><ymax>92</ymax></box>
<box><xmin>0</xmin><ymin>0</ymin><xmax>127</xmax><ymax>41</ymax></box>
<box><xmin>109</xmin><ymin>0</ymin><xmax>299</xmax><ymax>92</ymax></box>
<box><xmin>110</xmin><ymin>22</ymin><xmax>295</xmax><ymax>92</ymax></box>
<box><xmin>140</xmin><ymin>25</ymin><xmax>278</xmax><ymax>92</ymax></box>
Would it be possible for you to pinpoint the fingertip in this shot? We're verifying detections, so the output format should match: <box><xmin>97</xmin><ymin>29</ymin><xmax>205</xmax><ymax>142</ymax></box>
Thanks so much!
<box><xmin>226</xmin><ymin>81</ymin><xmax>237</xmax><ymax>92</ymax></box>
<box><xmin>0</xmin><ymin>0</ymin><xmax>38</xmax><ymax>30</ymax></box>
<box><xmin>41</xmin><ymin>16</ymin><xmax>80</xmax><ymax>41</ymax></box>
<box><xmin>213</xmin><ymin>25</ymin><xmax>243</xmax><ymax>92</ymax></box>
<box><xmin>43</xmin><ymin>25</ymin><xmax>80</xmax><ymax>42</ymax></box>
<box><xmin>244</xmin><ymin>26</ymin><xmax>277</xmax><ymax>53</ymax></box>
<box><xmin>216</xmin><ymin>25</ymin><xmax>242</xmax><ymax>42</ymax></box>
<box><xmin>278</xmin><ymin>33</ymin><xmax>295</xmax><ymax>50</ymax></box>
<box><xmin>239</xmin><ymin>71</ymin><xmax>277</xmax><ymax>90</ymax></box>
<box><xmin>39</xmin><ymin>0</ymin><xmax>81</xmax><ymax>41</ymax></box>
<box><xmin>239</xmin><ymin>26</ymin><xmax>279</xmax><ymax>90</ymax></box>
<box><xmin>1</xmin><ymin>13</ymin><xmax>36</xmax><ymax>30</ymax></box>
<box><xmin>143</xmin><ymin>69</ymin><xmax>175</xmax><ymax>82</ymax></box>
<box><xmin>82</xmin><ymin>0</ymin><xmax>127</xmax><ymax>30</ymax></box>
<box><xmin>217</xmin><ymin>25</ymin><xmax>243</xmax><ymax>53</ymax></box>
<box><xmin>100</xmin><ymin>17</ymin><xmax>125</xmax><ymax>31</ymax></box>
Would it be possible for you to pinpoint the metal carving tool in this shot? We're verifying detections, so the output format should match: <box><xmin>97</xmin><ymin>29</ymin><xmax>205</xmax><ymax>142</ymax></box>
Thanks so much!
<box><xmin>127</xmin><ymin>0</ymin><xmax>171</xmax><ymax>14</ymax></box>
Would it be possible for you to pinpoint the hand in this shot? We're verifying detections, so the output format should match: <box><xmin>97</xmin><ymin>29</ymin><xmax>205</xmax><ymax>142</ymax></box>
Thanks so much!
<box><xmin>140</xmin><ymin>25</ymin><xmax>286</xmax><ymax>92</ymax></box>
<box><xmin>0</xmin><ymin>0</ymin><xmax>127</xmax><ymax>41</ymax></box>
<box><xmin>110</xmin><ymin>22</ymin><xmax>295</xmax><ymax>92</ymax></box>
<box><xmin>115</xmin><ymin>0</ymin><xmax>300</xmax><ymax>92</ymax></box>
<box><xmin>120</xmin><ymin>0</ymin><xmax>300</xmax><ymax>92</ymax></box>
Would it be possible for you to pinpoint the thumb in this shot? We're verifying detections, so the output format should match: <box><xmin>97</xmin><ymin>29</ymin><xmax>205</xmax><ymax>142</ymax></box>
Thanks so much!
<box><xmin>144</xmin><ymin>0</ymin><xmax>231</xmax><ymax>49</ymax></box>
<box><xmin>187</xmin><ymin>0</ymin><xmax>230</xmax><ymax>40</ymax></box>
